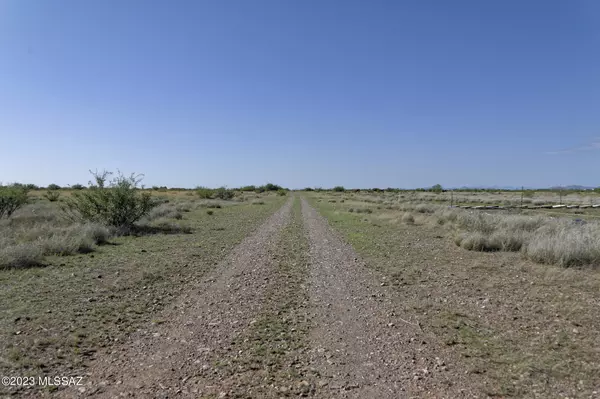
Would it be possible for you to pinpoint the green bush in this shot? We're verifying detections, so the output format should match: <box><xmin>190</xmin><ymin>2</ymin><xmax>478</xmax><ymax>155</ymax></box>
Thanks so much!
<box><xmin>0</xmin><ymin>185</ymin><xmax>29</xmax><ymax>219</ymax></box>
<box><xmin>255</xmin><ymin>183</ymin><xmax>283</xmax><ymax>193</ymax></box>
<box><xmin>332</xmin><ymin>186</ymin><xmax>345</xmax><ymax>192</ymax></box>
<box><xmin>62</xmin><ymin>170</ymin><xmax>156</xmax><ymax>228</ymax></box>
<box><xmin>44</xmin><ymin>189</ymin><xmax>61</xmax><ymax>202</ymax></box>
<box><xmin>47</xmin><ymin>183</ymin><xmax>61</xmax><ymax>190</ymax></box>
<box><xmin>206</xmin><ymin>210</ymin><xmax>214</xmax><ymax>215</ymax></box>
<box><xmin>431</xmin><ymin>184</ymin><xmax>443</xmax><ymax>194</ymax></box>
<box><xmin>240</xmin><ymin>185</ymin><xmax>256</xmax><ymax>192</ymax></box>
<box><xmin>213</xmin><ymin>187</ymin><xmax>235</xmax><ymax>200</ymax></box>
<box><xmin>277</xmin><ymin>189</ymin><xmax>287</xmax><ymax>196</ymax></box>
<box><xmin>70</xmin><ymin>184</ymin><xmax>85</xmax><ymax>190</ymax></box>
<box><xmin>196</xmin><ymin>186</ymin><xmax>214</xmax><ymax>199</ymax></box>
<box><xmin>264</xmin><ymin>183</ymin><xmax>282</xmax><ymax>191</ymax></box>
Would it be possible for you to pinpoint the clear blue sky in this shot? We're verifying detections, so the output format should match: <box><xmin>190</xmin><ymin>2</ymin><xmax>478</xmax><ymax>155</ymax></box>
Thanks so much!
<box><xmin>1</xmin><ymin>0</ymin><xmax>599</xmax><ymax>189</ymax></box>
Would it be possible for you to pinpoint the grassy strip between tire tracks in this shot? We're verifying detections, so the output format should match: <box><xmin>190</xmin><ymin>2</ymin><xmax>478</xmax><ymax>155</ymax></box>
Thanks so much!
<box><xmin>210</xmin><ymin>197</ymin><xmax>316</xmax><ymax>398</ymax></box>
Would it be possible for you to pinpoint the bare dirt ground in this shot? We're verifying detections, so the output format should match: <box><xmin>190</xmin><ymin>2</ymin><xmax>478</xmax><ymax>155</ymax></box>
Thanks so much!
<box><xmin>10</xmin><ymin>194</ymin><xmax>597</xmax><ymax>398</ymax></box>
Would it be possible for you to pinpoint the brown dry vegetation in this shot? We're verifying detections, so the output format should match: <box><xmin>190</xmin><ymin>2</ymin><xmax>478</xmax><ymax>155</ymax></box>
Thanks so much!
<box><xmin>321</xmin><ymin>190</ymin><xmax>600</xmax><ymax>269</ymax></box>
<box><xmin>376</xmin><ymin>189</ymin><xmax>600</xmax><ymax>207</ymax></box>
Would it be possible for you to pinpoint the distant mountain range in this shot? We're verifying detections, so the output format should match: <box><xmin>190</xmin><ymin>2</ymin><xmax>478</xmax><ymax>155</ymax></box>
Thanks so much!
<box><xmin>549</xmin><ymin>185</ymin><xmax>596</xmax><ymax>190</ymax></box>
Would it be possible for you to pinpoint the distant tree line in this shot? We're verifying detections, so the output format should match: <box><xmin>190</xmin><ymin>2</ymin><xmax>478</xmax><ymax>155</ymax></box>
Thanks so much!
<box><xmin>4</xmin><ymin>180</ymin><xmax>600</xmax><ymax>194</ymax></box>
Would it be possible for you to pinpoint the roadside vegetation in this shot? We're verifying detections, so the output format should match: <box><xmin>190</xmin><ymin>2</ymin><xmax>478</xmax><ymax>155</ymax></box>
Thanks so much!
<box><xmin>396</xmin><ymin>203</ymin><xmax>600</xmax><ymax>268</ymax></box>
<box><xmin>1</xmin><ymin>172</ymin><xmax>290</xmax><ymax>270</ymax></box>
<box><xmin>305</xmin><ymin>189</ymin><xmax>600</xmax><ymax>269</ymax></box>
<box><xmin>196</xmin><ymin>183</ymin><xmax>286</xmax><ymax>200</ymax></box>
<box><xmin>0</xmin><ymin>184</ymin><xmax>29</xmax><ymax>219</ymax></box>
<box><xmin>1</xmin><ymin>170</ymin><xmax>157</xmax><ymax>269</ymax></box>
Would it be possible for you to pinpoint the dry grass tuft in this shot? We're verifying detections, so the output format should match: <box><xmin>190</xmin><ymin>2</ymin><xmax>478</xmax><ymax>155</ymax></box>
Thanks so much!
<box><xmin>146</xmin><ymin>204</ymin><xmax>183</xmax><ymax>221</ymax></box>
<box><xmin>309</xmin><ymin>190</ymin><xmax>600</xmax><ymax>268</ymax></box>
<box><xmin>523</xmin><ymin>223</ymin><xmax>600</xmax><ymax>267</ymax></box>
<box><xmin>175</xmin><ymin>202</ymin><xmax>193</xmax><ymax>212</ymax></box>
<box><xmin>401</xmin><ymin>212</ymin><xmax>415</xmax><ymax>224</ymax></box>
<box><xmin>445</xmin><ymin>211</ymin><xmax>600</xmax><ymax>267</ymax></box>
<box><xmin>0</xmin><ymin>243</ymin><xmax>45</xmax><ymax>268</ymax></box>
<box><xmin>0</xmin><ymin>221</ymin><xmax>113</xmax><ymax>269</ymax></box>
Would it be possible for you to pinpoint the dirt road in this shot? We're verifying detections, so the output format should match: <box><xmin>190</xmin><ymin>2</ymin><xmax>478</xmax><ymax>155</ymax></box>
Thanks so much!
<box><xmin>51</xmin><ymin>196</ymin><xmax>476</xmax><ymax>398</ymax></box>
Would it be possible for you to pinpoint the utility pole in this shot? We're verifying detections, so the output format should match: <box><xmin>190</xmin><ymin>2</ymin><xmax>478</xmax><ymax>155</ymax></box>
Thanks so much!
<box><xmin>559</xmin><ymin>187</ymin><xmax>563</xmax><ymax>205</ymax></box>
